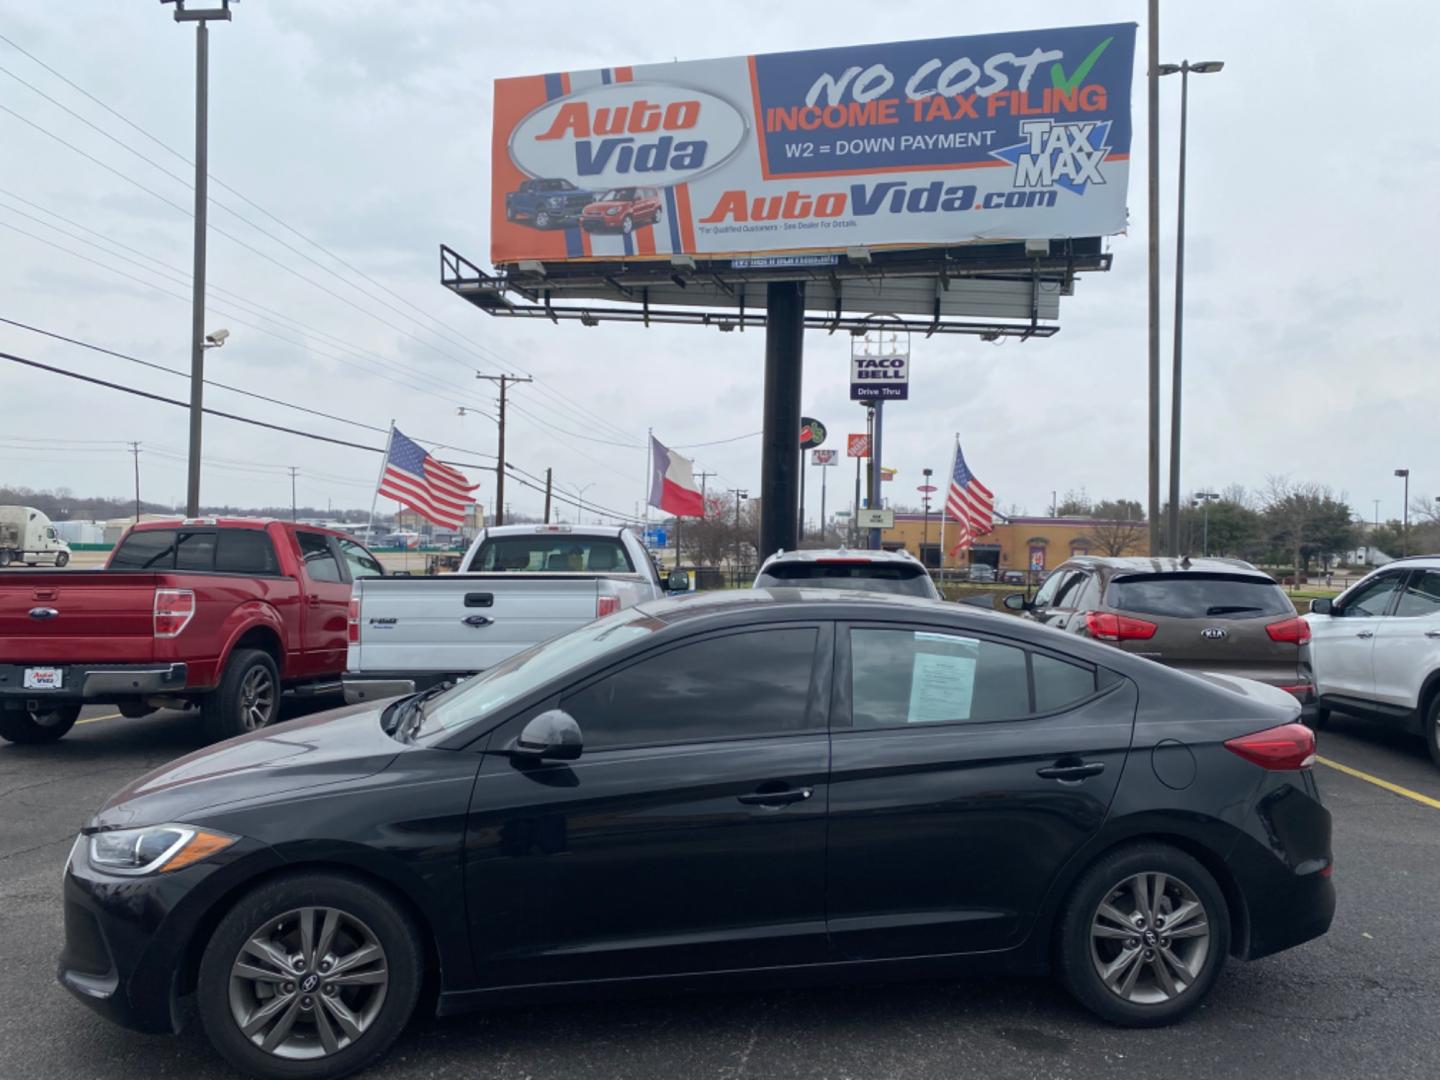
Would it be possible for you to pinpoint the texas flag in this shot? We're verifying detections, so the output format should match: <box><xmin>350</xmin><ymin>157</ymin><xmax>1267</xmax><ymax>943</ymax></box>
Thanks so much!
<box><xmin>648</xmin><ymin>435</ymin><xmax>705</xmax><ymax>517</ymax></box>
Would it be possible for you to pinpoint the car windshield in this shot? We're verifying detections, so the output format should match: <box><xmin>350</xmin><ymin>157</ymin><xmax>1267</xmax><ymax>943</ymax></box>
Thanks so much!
<box><xmin>414</xmin><ymin>608</ymin><xmax>665</xmax><ymax>737</ymax></box>
<box><xmin>538</xmin><ymin>179</ymin><xmax>574</xmax><ymax>191</ymax></box>
<box><xmin>1105</xmin><ymin>573</ymin><xmax>1292</xmax><ymax>619</ymax></box>
<box><xmin>756</xmin><ymin>560</ymin><xmax>937</xmax><ymax>598</ymax></box>
<box><xmin>600</xmin><ymin>188</ymin><xmax>639</xmax><ymax>201</ymax></box>
<box><xmin>468</xmin><ymin>535</ymin><xmax>635</xmax><ymax>573</ymax></box>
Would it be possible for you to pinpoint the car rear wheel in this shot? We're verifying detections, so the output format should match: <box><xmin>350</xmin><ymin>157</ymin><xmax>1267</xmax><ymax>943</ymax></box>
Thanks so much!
<box><xmin>1056</xmin><ymin>843</ymin><xmax>1230</xmax><ymax>1026</ymax></box>
<box><xmin>198</xmin><ymin>872</ymin><xmax>423</xmax><ymax>1080</ymax></box>
<box><xmin>621</xmin><ymin>214</ymin><xmax>633</xmax><ymax>236</ymax></box>
<box><xmin>203</xmin><ymin>648</ymin><xmax>280</xmax><ymax>743</ymax></box>
<box><xmin>0</xmin><ymin>704</ymin><xmax>81</xmax><ymax>744</ymax></box>
<box><xmin>535</xmin><ymin>208</ymin><xmax>552</xmax><ymax>229</ymax></box>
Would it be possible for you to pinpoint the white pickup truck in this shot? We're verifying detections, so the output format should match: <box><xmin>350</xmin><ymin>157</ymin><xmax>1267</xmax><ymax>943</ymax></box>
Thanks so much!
<box><xmin>343</xmin><ymin>524</ymin><xmax>684</xmax><ymax>703</ymax></box>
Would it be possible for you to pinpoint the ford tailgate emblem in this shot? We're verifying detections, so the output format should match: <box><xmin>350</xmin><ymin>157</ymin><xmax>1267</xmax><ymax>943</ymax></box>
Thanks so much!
<box><xmin>1201</xmin><ymin>626</ymin><xmax>1228</xmax><ymax>640</ymax></box>
<box><xmin>28</xmin><ymin>607</ymin><xmax>59</xmax><ymax>620</ymax></box>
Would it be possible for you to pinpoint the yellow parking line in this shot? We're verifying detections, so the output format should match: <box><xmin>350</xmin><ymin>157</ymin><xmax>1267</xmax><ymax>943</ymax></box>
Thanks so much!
<box><xmin>75</xmin><ymin>712</ymin><xmax>122</xmax><ymax>726</ymax></box>
<box><xmin>1318</xmin><ymin>755</ymin><xmax>1440</xmax><ymax>812</ymax></box>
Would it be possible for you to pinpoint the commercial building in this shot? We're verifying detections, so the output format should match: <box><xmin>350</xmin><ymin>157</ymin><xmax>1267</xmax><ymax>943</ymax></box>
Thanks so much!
<box><xmin>880</xmin><ymin>513</ymin><xmax>1150</xmax><ymax>573</ymax></box>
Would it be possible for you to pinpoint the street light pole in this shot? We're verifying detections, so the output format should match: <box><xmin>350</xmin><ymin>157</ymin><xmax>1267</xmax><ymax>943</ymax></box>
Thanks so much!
<box><xmin>1396</xmin><ymin>468</ymin><xmax>1410</xmax><ymax>556</ymax></box>
<box><xmin>1195</xmin><ymin>490</ymin><xmax>1220</xmax><ymax>555</ymax></box>
<box><xmin>164</xmin><ymin>0</ymin><xmax>233</xmax><ymax>516</ymax></box>
<box><xmin>1159</xmin><ymin>58</ymin><xmax>1224</xmax><ymax>556</ymax></box>
<box><xmin>922</xmin><ymin>467</ymin><xmax>934</xmax><ymax>564</ymax></box>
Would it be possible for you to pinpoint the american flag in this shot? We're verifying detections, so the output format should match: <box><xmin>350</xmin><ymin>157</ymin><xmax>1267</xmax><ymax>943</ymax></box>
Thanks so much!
<box><xmin>377</xmin><ymin>427</ymin><xmax>477</xmax><ymax>530</ymax></box>
<box><xmin>945</xmin><ymin>440</ymin><xmax>995</xmax><ymax>553</ymax></box>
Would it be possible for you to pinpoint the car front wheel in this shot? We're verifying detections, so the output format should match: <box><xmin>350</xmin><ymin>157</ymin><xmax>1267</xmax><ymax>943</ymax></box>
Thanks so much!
<box><xmin>1056</xmin><ymin>843</ymin><xmax>1230</xmax><ymax>1026</ymax></box>
<box><xmin>198</xmin><ymin>872</ymin><xmax>423</xmax><ymax>1080</ymax></box>
<box><xmin>535</xmin><ymin>209</ymin><xmax>552</xmax><ymax>229</ymax></box>
<box><xmin>1425</xmin><ymin>693</ymin><xmax>1440</xmax><ymax>769</ymax></box>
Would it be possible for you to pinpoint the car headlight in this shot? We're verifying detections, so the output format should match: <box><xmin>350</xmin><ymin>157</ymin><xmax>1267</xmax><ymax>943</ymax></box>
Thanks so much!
<box><xmin>605</xmin><ymin>207</ymin><xmax>619</xmax><ymax>215</ymax></box>
<box><xmin>88</xmin><ymin>824</ymin><xmax>237</xmax><ymax>876</ymax></box>
<box><xmin>547</xmin><ymin>196</ymin><xmax>565</xmax><ymax>207</ymax></box>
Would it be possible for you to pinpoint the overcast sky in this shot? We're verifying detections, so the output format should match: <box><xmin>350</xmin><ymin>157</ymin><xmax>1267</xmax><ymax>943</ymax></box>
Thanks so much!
<box><xmin>1</xmin><ymin>1</ymin><xmax>1435</xmax><ymax>527</ymax></box>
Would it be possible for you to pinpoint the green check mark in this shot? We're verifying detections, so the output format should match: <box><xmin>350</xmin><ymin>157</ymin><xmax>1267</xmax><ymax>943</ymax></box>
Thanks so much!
<box><xmin>1050</xmin><ymin>36</ymin><xmax>1114</xmax><ymax>93</ymax></box>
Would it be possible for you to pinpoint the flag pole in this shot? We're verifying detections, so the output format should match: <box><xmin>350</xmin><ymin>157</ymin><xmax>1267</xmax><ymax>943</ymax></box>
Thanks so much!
<box><xmin>645</xmin><ymin>429</ymin><xmax>653</xmax><ymax>529</ymax></box>
<box><xmin>368</xmin><ymin>421</ymin><xmax>395</xmax><ymax>547</ymax></box>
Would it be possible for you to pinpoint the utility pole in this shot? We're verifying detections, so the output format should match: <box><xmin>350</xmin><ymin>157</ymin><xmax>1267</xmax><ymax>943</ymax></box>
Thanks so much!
<box><xmin>129</xmin><ymin>442</ymin><xmax>141</xmax><ymax>522</ymax></box>
<box><xmin>729</xmin><ymin>489</ymin><xmax>748</xmax><ymax>579</ymax></box>
<box><xmin>687</xmin><ymin>470</ymin><xmax>715</xmax><ymax>569</ymax></box>
<box><xmin>476</xmin><ymin>372</ymin><xmax>532</xmax><ymax>525</ymax></box>
<box><xmin>543</xmin><ymin>467</ymin><xmax>553</xmax><ymax>524</ymax></box>
<box><xmin>288</xmin><ymin>467</ymin><xmax>299</xmax><ymax>522</ymax></box>
<box><xmin>1146</xmin><ymin>0</ymin><xmax>1162</xmax><ymax>557</ymax></box>
<box><xmin>163</xmin><ymin>0</ymin><xmax>233</xmax><ymax>516</ymax></box>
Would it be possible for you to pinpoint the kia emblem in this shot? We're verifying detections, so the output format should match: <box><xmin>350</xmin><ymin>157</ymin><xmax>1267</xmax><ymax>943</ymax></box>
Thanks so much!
<box><xmin>1201</xmin><ymin>626</ymin><xmax>1228</xmax><ymax>640</ymax></box>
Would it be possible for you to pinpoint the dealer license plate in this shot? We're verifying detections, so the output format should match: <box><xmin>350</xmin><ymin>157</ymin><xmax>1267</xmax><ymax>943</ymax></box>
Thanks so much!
<box><xmin>23</xmin><ymin>667</ymin><xmax>63</xmax><ymax>690</ymax></box>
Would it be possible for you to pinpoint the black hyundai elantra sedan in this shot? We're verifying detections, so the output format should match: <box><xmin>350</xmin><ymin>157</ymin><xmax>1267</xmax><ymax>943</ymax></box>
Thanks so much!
<box><xmin>60</xmin><ymin>590</ymin><xmax>1334</xmax><ymax>1079</ymax></box>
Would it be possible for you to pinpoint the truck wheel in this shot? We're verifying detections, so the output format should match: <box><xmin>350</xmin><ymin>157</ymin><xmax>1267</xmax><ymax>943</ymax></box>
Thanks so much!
<box><xmin>202</xmin><ymin>649</ymin><xmax>281</xmax><ymax>743</ymax></box>
<box><xmin>0</xmin><ymin>549</ymin><xmax>12</xmax><ymax>567</ymax></box>
<box><xmin>54</xmin><ymin>551</ymin><xmax>70</xmax><ymax>567</ymax></box>
<box><xmin>535</xmin><ymin>208</ymin><xmax>552</xmax><ymax>229</ymax></box>
<box><xmin>0</xmin><ymin>704</ymin><xmax>81</xmax><ymax>744</ymax></box>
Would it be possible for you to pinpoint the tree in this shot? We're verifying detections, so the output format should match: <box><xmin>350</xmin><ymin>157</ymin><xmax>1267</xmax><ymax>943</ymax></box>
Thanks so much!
<box><xmin>1262</xmin><ymin>478</ymin><xmax>1357</xmax><ymax>575</ymax></box>
<box><xmin>1091</xmin><ymin>498</ymin><xmax>1144</xmax><ymax>522</ymax></box>
<box><xmin>1086</xmin><ymin>518</ymin><xmax>1147</xmax><ymax>557</ymax></box>
<box><xmin>1179</xmin><ymin>499</ymin><xmax>1263</xmax><ymax>557</ymax></box>
<box><xmin>680</xmin><ymin>494</ymin><xmax>757</xmax><ymax>568</ymax></box>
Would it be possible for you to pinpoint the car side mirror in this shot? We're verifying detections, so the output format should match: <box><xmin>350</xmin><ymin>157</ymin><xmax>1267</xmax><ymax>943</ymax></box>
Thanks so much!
<box><xmin>1002</xmin><ymin>593</ymin><xmax>1029</xmax><ymax>612</ymax></box>
<box><xmin>512</xmin><ymin>709</ymin><xmax>583</xmax><ymax>761</ymax></box>
<box><xmin>1309</xmin><ymin>597</ymin><xmax>1333</xmax><ymax>616</ymax></box>
<box><xmin>666</xmin><ymin>569</ymin><xmax>690</xmax><ymax>593</ymax></box>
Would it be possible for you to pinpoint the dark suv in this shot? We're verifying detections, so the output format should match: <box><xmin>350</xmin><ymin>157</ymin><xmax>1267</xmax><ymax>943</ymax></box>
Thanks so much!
<box><xmin>1005</xmin><ymin>556</ymin><xmax>1313</xmax><ymax>711</ymax></box>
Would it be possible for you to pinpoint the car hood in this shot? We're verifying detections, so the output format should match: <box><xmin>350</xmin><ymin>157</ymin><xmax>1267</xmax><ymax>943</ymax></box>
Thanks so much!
<box><xmin>584</xmin><ymin>200</ymin><xmax>629</xmax><ymax>212</ymax></box>
<box><xmin>90</xmin><ymin>701</ymin><xmax>405</xmax><ymax>830</ymax></box>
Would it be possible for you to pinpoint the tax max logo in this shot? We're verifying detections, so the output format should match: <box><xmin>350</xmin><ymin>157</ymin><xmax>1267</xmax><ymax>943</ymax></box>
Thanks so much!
<box><xmin>989</xmin><ymin>119</ymin><xmax>1113</xmax><ymax>195</ymax></box>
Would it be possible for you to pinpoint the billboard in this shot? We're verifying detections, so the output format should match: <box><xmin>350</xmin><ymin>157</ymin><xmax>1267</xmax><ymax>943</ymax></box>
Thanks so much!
<box><xmin>491</xmin><ymin>23</ymin><xmax>1135</xmax><ymax>265</ymax></box>
<box><xmin>812</xmin><ymin>449</ymin><xmax>838</xmax><ymax>465</ymax></box>
<box><xmin>851</xmin><ymin>349</ymin><xmax>909</xmax><ymax>400</ymax></box>
<box><xmin>847</xmin><ymin>434</ymin><xmax>871</xmax><ymax>458</ymax></box>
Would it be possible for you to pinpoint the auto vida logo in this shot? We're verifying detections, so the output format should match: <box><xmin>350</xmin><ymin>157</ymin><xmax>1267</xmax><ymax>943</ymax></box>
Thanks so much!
<box><xmin>510</xmin><ymin>82</ymin><xmax>748</xmax><ymax>188</ymax></box>
<box><xmin>1201</xmin><ymin>626</ymin><xmax>1228</xmax><ymax>640</ymax></box>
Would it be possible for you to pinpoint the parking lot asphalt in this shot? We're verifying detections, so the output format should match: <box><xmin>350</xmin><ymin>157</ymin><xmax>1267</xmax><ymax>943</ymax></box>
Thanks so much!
<box><xmin>3</xmin><ymin>704</ymin><xmax>1439</xmax><ymax>1080</ymax></box>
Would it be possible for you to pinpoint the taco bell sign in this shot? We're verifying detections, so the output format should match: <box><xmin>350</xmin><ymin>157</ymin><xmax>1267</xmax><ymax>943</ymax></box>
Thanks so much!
<box><xmin>850</xmin><ymin>350</ymin><xmax>909</xmax><ymax>401</ymax></box>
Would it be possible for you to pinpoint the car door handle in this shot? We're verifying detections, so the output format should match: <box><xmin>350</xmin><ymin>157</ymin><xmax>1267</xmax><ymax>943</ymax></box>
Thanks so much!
<box><xmin>1036</xmin><ymin>760</ymin><xmax>1106</xmax><ymax>781</ymax></box>
<box><xmin>737</xmin><ymin>787</ymin><xmax>813</xmax><ymax>807</ymax></box>
<box><xmin>1356</xmin><ymin>630</ymin><xmax>1375</xmax><ymax>639</ymax></box>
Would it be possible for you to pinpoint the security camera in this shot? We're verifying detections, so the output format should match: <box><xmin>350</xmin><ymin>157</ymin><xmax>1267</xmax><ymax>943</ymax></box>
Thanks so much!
<box><xmin>204</xmin><ymin>328</ymin><xmax>230</xmax><ymax>347</ymax></box>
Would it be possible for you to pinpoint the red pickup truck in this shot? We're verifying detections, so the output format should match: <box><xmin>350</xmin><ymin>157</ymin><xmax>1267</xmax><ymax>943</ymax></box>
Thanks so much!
<box><xmin>0</xmin><ymin>518</ymin><xmax>384</xmax><ymax>745</ymax></box>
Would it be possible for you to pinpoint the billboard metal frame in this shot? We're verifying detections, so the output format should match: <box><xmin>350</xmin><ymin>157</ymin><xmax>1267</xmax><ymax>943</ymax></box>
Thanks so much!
<box><xmin>440</xmin><ymin>237</ymin><xmax>1110</xmax><ymax>339</ymax></box>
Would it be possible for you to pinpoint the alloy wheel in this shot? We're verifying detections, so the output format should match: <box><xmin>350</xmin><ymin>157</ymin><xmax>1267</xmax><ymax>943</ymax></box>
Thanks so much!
<box><xmin>1089</xmin><ymin>871</ymin><xmax>1211</xmax><ymax>1004</ymax></box>
<box><xmin>228</xmin><ymin>906</ymin><xmax>389</xmax><ymax>1060</ymax></box>
<box><xmin>239</xmin><ymin>666</ymin><xmax>276</xmax><ymax>731</ymax></box>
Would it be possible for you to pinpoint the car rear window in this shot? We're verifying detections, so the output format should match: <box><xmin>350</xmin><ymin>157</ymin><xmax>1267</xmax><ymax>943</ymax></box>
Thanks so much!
<box><xmin>110</xmin><ymin>529</ymin><xmax>179</xmax><ymax>569</ymax></box>
<box><xmin>111</xmin><ymin>527</ymin><xmax>279</xmax><ymax>574</ymax></box>
<box><xmin>468</xmin><ymin>536</ymin><xmax>635</xmax><ymax>574</ymax></box>
<box><xmin>756</xmin><ymin>560</ymin><xmax>937</xmax><ymax>598</ymax></box>
<box><xmin>1105</xmin><ymin>573</ymin><xmax>1292</xmax><ymax>619</ymax></box>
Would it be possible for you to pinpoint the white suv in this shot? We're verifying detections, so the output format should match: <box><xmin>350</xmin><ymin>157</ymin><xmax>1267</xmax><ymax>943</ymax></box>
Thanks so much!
<box><xmin>753</xmin><ymin>548</ymin><xmax>940</xmax><ymax>599</ymax></box>
<box><xmin>1305</xmin><ymin>556</ymin><xmax>1440</xmax><ymax>765</ymax></box>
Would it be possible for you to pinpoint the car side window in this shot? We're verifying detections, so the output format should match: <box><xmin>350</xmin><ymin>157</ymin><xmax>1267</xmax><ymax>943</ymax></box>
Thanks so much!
<box><xmin>174</xmin><ymin>530</ymin><xmax>216</xmax><ymax>572</ymax></box>
<box><xmin>1394</xmin><ymin>571</ymin><xmax>1440</xmax><ymax>618</ymax></box>
<box><xmin>214</xmin><ymin>529</ymin><xmax>280</xmax><ymax>574</ymax></box>
<box><xmin>1069</xmin><ymin>572</ymin><xmax>1103</xmax><ymax>613</ymax></box>
<box><xmin>1032</xmin><ymin>570</ymin><xmax>1071</xmax><ymax>608</ymax></box>
<box><xmin>1054</xmin><ymin>571</ymin><xmax>1090</xmax><ymax>610</ymax></box>
<box><xmin>850</xmin><ymin>628</ymin><xmax>1030</xmax><ymax>727</ymax></box>
<box><xmin>1033</xmin><ymin>653</ymin><xmax>1098</xmax><ymax>712</ymax></box>
<box><xmin>296</xmin><ymin>531</ymin><xmax>344</xmax><ymax>584</ymax></box>
<box><xmin>560</xmin><ymin>628</ymin><xmax>820</xmax><ymax>750</ymax></box>
<box><xmin>338</xmin><ymin>539</ymin><xmax>384</xmax><ymax>579</ymax></box>
<box><xmin>1340</xmin><ymin>573</ymin><xmax>1404</xmax><ymax>617</ymax></box>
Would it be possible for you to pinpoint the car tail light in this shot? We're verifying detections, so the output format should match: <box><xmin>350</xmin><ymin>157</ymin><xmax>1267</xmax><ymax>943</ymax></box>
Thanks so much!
<box><xmin>597</xmin><ymin>596</ymin><xmax>620</xmax><ymax>618</ymax></box>
<box><xmin>153</xmin><ymin>588</ymin><xmax>195</xmax><ymax>638</ymax></box>
<box><xmin>1224</xmin><ymin>723</ymin><xmax>1316</xmax><ymax>770</ymax></box>
<box><xmin>1278</xmin><ymin>683</ymin><xmax>1314</xmax><ymax>701</ymax></box>
<box><xmin>1084</xmin><ymin>611</ymin><xmax>1157</xmax><ymax>642</ymax></box>
<box><xmin>347</xmin><ymin>597</ymin><xmax>360</xmax><ymax>644</ymax></box>
<box><xmin>1266</xmin><ymin>617</ymin><xmax>1312</xmax><ymax>645</ymax></box>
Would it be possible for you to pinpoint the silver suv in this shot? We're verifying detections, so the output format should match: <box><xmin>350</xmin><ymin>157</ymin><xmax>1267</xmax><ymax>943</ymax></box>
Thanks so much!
<box><xmin>754</xmin><ymin>548</ymin><xmax>940</xmax><ymax>599</ymax></box>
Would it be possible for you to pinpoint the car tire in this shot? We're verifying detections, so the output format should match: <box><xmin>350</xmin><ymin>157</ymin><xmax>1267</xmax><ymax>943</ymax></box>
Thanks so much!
<box><xmin>621</xmin><ymin>214</ymin><xmax>633</xmax><ymax>236</ymax></box>
<box><xmin>1425</xmin><ymin>693</ymin><xmax>1440</xmax><ymax>769</ymax></box>
<box><xmin>1056</xmin><ymin>843</ymin><xmax>1230</xmax><ymax>1027</ymax></box>
<box><xmin>197</xmin><ymin>872</ymin><xmax>423</xmax><ymax>1080</ymax></box>
<box><xmin>202</xmin><ymin>648</ymin><xmax>281</xmax><ymax>743</ymax></box>
<box><xmin>0</xmin><ymin>704</ymin><xmax>81</xmax><ymax>744</ymax></box>
<box><xmin>535</xmin><ymin>209</ymin><xmax>552</xmax><ymax>229</ymax></box>
<box><xmin>0</xmin><ymin>548</ymin><xmax>11</xmax><ymax>567</ymax></box>
<box><xmin>54</xmin><ymin>551</ymin><xmax>70</xmax><ymax>567</ymax></box>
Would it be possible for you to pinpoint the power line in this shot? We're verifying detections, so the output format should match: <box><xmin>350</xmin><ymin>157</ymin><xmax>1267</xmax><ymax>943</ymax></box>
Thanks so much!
<box><xmin>0</xmin><ymin>32</ymin><xmax>643</xmax><ymax>446</ymax></box>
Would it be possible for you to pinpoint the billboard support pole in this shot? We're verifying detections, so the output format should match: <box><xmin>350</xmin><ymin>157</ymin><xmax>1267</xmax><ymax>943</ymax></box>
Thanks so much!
<box><xmin>868</xmin><ymin>400</ymin><xmax>884</xmax><ymax>550</ymax></box>
<box><xmin>852</xmin><ymin>454</ymin><xmax>861</xmax><ymax>547</ymax></box>
<box><xmin>798</xmin><ymin>446</ymin><xmax>806</xmax><ymax>544</ymax></box>
<box><xmin>759</xmin><ymin>282</ymin><xmax>804</xmax><ymax>560</ymax></box>
<box><xmin>819</xmin><ymin>457</ymin><xmax>827</xmax><ymax>541</ymax></box>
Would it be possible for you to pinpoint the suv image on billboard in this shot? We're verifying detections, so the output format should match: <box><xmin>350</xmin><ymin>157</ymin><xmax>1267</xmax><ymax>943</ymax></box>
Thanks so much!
<box><xmin>580</xmin><ymin>187</ymin><xmax>664</xmax><ymax>234</ymax></box>
<box><xmin>504</xmin><ymin>178</ymin><xmax>594</xmax><ymax>229</ymax></box>
<box><xmin>1004</xmin><ymin>556</ymin><xmax>1314</xmax><ymax>712</ymax></box>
